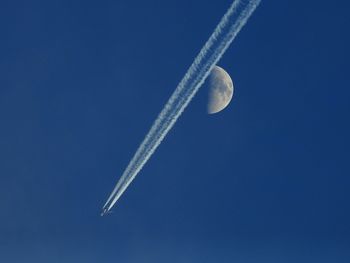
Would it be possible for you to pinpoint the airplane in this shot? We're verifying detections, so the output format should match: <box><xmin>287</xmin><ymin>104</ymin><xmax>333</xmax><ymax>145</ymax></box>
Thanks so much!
<box><xmin>101</xmin><ymin>207</ymin><xmax>111</xmax><ymax>217</ymax></box>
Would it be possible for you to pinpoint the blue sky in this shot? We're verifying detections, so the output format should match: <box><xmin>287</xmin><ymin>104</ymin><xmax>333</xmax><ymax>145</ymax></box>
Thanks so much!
<box><xmin>1</xmin><ymin>0</ymin><xmax>349</xmax><ymax>262</ymax></box>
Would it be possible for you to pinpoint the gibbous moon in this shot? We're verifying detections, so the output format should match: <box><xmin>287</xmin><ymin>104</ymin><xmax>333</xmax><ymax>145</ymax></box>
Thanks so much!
<box><xmin>207</xmin><ymin>66</ymin><xmax>234</xmax><ymax>114</ymax></box>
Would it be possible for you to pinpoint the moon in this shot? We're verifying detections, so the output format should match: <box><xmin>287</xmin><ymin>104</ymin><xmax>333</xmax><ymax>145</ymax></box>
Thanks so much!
<box><xmin>206</xmin><ymin>66</ymin><xmax>234</xmax><ymax>114</ymax></box>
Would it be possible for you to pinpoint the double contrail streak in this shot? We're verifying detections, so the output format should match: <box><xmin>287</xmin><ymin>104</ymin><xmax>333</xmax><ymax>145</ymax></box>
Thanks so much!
<box><xmin>102</xmin><ymin>0</ymin><xmax>261</xmax><ymax>213</ymax></box>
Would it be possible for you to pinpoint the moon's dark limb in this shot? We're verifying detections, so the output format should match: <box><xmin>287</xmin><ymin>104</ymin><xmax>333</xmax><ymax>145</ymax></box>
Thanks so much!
<box><xmin>207</xmin><ymin>66</ymin><xmax>234</xmax><ymax>114</ymax></box>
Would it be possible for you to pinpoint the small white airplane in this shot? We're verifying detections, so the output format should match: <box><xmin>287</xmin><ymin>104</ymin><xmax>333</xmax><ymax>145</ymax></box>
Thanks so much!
<box><xmin>100</xmin><ymin>208</ymin><xmax>112</xmax><ymax>217</ymax></box>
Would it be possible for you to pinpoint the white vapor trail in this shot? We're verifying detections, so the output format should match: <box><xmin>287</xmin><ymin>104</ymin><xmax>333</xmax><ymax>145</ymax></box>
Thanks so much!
<box><xmin>103</xmin><ymin>0</ymin><xmax>261</xmax><ymax>212</ymax></box>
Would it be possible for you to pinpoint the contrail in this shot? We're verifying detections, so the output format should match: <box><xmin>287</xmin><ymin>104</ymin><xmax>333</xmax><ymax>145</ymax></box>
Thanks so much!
<box><xmin>102</xmin><ymin>0</ymin><xmax>261</xmax><ymax>213</ymax></box>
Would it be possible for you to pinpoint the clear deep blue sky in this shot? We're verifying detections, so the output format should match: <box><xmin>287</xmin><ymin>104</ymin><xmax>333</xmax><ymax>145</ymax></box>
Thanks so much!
<box><xmin>1</xmin><ymin>0</ymin><xmax>349</xmax><ymax>262</ymax></box>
